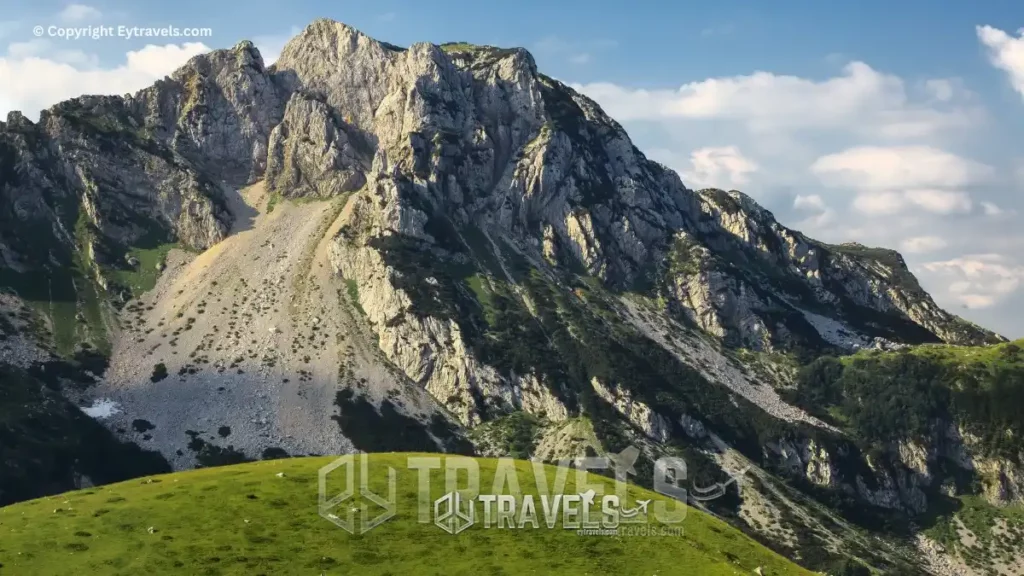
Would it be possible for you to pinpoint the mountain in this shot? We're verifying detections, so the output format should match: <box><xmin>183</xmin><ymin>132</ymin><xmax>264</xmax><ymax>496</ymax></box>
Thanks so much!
<box><xmin>1</xmin><ymin>18</ymin><xmax>1020</xmax><ymax>575</ymax></box>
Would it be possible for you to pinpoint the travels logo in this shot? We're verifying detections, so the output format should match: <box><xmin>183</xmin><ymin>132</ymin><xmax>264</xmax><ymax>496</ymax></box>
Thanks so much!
<box><xmin>318</xmin><ymin>452</ymin><xmax>397</xmax><ymax>534</ymax></box>
<box><xmin>434</xmin><ymin>491</ymin><xmax>475</xmax><ymax>535</ymax></box>
<box><xmin>318</xmin><ymin>447</ymin><xmax>748</xmax><ymax>536</ymax></box>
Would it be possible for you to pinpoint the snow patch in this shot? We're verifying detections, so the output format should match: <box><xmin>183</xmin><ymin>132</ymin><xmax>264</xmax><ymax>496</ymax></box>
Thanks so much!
<box><xmin>81</xmin><ymin>398</ymin><xmax>121</xmax><ymax>419</ymax></box>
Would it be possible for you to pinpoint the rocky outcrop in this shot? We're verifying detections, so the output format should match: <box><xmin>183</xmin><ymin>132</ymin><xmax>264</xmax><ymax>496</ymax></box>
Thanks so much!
<box><xmin>590</xmin><ymin>377</ymin><xmax>672</xmax><ymax>443</ymax></box>
<box><xmin>264</xmin><ymin>92</ymin><xmax>367</xmax><ymax>198</ymax></box>
<box><xmin>669</xmin><ymin>190</ymin><xmax>1002</xmax><ymax>351</ymax></box>
<box><xmin>131</xmin><ymin>40</ymin><xmax>286</xmax><ymax>186</ymax></box>
<box><xmin>765</xmin><ymin>438</ymin><xmax>839</xmax><ymax>490</ymax></box>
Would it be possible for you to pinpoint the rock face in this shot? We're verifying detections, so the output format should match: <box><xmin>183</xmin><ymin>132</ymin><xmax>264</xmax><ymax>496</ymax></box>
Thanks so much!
<box><xmin>1</xmin><ymin>19</ymin><xmax>997</xmax><ymax>356</ymax></box>
<box><xmin>132</xmin><ymin>40</ymin><xmax>286</xmax><ymax>186</ymax></box>
<box><xmin>0</xmin><ymin>18</ymin><xmax>1017</xmax><ymax>573</ymax></box>
<box><xmin>264</xmin><ymin>92</ymin><xmax>368</xmax><ymax>198</ymax></box>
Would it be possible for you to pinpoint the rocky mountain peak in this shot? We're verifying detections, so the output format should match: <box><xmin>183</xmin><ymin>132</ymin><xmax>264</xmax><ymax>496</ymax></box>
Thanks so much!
<box><xmin>1</xmin><ymin>19</ymin><xmax>1000</xmax><ymax>353</ymax></box>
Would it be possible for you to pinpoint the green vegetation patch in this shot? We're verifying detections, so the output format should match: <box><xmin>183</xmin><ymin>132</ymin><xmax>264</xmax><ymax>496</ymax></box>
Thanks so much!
<box><xmin>265</xmin><ymin>191</ymin><xmax>283</xmax><ymax>214</ymax></box>
<box><xmin>470</xmin><ymin>411</ymin><xmax>543</xmax><ymax>459</ymax></box>
<box><xmin>0</xmin><ymin>455</ymin><xmax>812</xmax><ymax>576</ymax></box>
<box><xmin>344</xmin><ymin>279</ymin><xmax>365</xmax><ymax>316</ymax></box>
<box><xmin>785</xmin><ymin>340</ymin><xmax>1024</xmax><ymax>459</ymax></box>
<box><xmin>922</xmin><ymin>495</ymin><xmax>1024</xmax><ymax>571</ymax></box>
<box><xmin>108</xmin><ymin>242</ymin><xmax>177</xmax><ymax>297</ymax></box>
<box><xmin>439</xmin><ymin>42</ymin><xmax>479</xmax><ymax>52</ymax></box>
<box><xmin>667</xmin><ymin>235</ymin><xmax>703</xmax><ymax>277</ymax></box>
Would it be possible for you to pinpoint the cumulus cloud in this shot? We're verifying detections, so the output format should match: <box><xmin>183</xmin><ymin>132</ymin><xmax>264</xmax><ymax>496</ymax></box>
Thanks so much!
<box><xmin>811</xmin><ymin>146</ymin><xmax>990</xmax><ymax>216</ymax></box>
<box><xmin>6</xmin><ymin>39</ymin><xmax>98</xmax><ymax>67</ymax></box>
<box><xmin>901</xmin><ymin>236</ymin><xmax>948</xmax><ymax>254</ymax></box>
<box><xmin>791</xmin><ymin>194</ymin><xmax>836</xmax><ymax>227</ymax></box>
<box><xmin>810</xmin><ymin>145</ymin><xmax>993</xmax><ymax>190</ymax></box>
<box><xmin>682</xmin><ymin>146</ymin><xmax>758</xmax><ymax>189</ymax></box>
<box><xmin>904</xmin><ymin>189</ymin><xmax>973</xmax><ymax>214</ymax></box>
<box><xmin>793</xmin><ymin>194</ymin><xmax>827</xmax><ymax>211</ymax></box>
<box><xmin>977</xmin><ymin>25</ymin><xmax>1024</xmax><ymax>99</ymax></box>
<box><xmin>924</xmin><ymin>79</ymin><xmax>956</xmax><ymax>102</ymax></box>
<box><xmin>919</xmin><ymin>254</ymin><xmax>1024</xmax><ymax>309</ymax></box>
<box><xmin>0</xmin><ymin>41</ymin><xmax>209</xmax><ymax>119</ymax></box>
<box><xmin>575</xmin><ymin>62</ymin><xmax>981</xmax><ymax>138</ymax></box>
<box><xmin>852</xmin><ymin>191</ymin><xmax>907</xmax><ymax>215</ymax></box>
<box><xmin>849</xmin><ymin>190</ymin><xmax>973</xmax><ymax>216</ymax></box>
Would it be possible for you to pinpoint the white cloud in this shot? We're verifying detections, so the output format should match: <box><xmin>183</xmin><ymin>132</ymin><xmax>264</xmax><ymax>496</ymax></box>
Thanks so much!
<box><xmin>568</xmin><ymin>53</ymin><xmax>591</xmax><ymax>65</ymax></box>
<box><xmin>904</xmin><ymin>189</ymin><xmax>973</xmax><ymax>214</ymax></box>
<box><xmin>0</xmin><ymin>41</ymin><xmax>210</xmax><ymax>120</ymax></box>
<box><xmin>793</xmin><ymin>194</ymin><xmax>826</xmax><ymax>211</ymax></box>
<box><xmin>924</xmin><ymin>79</ymin><xmax>955</xmax><ymax>102</ymax></box>
<box><xmin>981</xmin><ymin>201</ymin><xmax>1005</xmax><ymax>216</ymax></box>
<box><xmin>812</xmin><ymin>146</ymin><xmax>987</xmax><ymax>216</ymax></box>
<box><xmin>810</xmin><ymin>145</ymin><xmax>993</xmax><ymax>190</ymax></box>
<box><xmin>920</xmin><ymin>254</ymin><xmax>1024</xmax><ymax>309</ymax></box>
<box><xmin>682</xmin><ymin>146</ymin><xmax>758</xmax><ymax>189</ymax></box>
<box><xmin>792</xmin><ymin>193</ymin><xmax>836</xmax><ymax>229</ymax></box>
<box><xmin>849</xmin><ymin>189</ymin><xmax>973</xmax><ymax>216</ymax></box>
<box><xmin>378</xmin><ymin>12</ymin><xmax>397</xmax><ymax>22</ymax></box>
<box><xmin>901</xmin><ymin>236</ymin><xmax>948</xmax><ymax>254</ymax></box>
<box><xmin>796</xmin><ymin>208</ymin><xmax>838</xmax><ymax>230</ymax></box>
<box><xmin>977</xmin><ymin>25</ymin><xmax>1024</xmax><ymax>99</ymax></box>
<box><xmin>59</xmin><ymin>4</ymin><xmax>102</xmax><ymax>22</ymax></box>
<box><xmin>575</xmin><ymin>62</ymin><xmax>981</xmax><ymax>138</ymax></box>
<box><xmin>852</xmin><ymin>191</ymin><xmax>907</xmax><ymax>215</ymax></box>
<box><xmin>7</xmin><ymin>39</ymin><xmax>97</xmax><ymax>67</ymax></box>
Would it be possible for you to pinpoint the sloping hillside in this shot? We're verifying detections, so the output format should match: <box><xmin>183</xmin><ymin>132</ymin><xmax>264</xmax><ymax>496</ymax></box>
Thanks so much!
<box><xmin>0</xmin><ymin>455</ymin><xmax>813</xmax><ymax>576</ymax></box>
<box><xmin>784</xmin><ymin>339</ymin><xmax>1024</xmax><ymax>574</ymax></box>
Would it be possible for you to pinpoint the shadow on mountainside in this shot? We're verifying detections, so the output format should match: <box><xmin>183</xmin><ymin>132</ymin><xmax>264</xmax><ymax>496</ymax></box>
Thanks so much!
<box><xmin>223</xmin><ymin>186</ymin><xmax>260</xmax><ymax>235</ymax></box>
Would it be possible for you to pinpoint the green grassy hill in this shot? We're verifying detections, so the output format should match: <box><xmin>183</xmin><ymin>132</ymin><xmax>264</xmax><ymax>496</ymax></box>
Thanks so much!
<box><xmin>0</xmin><ymin>454</ymin><xmax>811</xmax><ymax>575</ymax></box>
<box><xmin>785</xmin><ymin>339</ymin><xmax>1024</xmax><ymax>456</ymax></box>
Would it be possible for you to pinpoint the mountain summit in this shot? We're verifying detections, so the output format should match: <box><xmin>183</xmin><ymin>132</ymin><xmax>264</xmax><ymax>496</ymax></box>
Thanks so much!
<box><xmin>1</xmin><ymin>19</ymin><xmax>998</xmax><ymax>359</ymax></box>
<box><xmin>1</xmin><ymin>19</ymin><xmax>1019</xmax><ymax>574</ymax></box>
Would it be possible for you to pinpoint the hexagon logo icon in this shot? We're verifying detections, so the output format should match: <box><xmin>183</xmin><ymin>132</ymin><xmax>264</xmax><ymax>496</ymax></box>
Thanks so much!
<box><xmin>318</xmin><ymin>452</ymin><xmax>397</xmax><ymax>534</ymax></box>
<box><xmin>434</xmin><ymin>491</ymin><xmax>474</xmax><ymax>535</ymax></box>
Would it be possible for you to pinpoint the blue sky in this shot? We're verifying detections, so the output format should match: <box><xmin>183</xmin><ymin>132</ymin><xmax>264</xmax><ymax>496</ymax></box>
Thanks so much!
<box><xmin>1</xmin><ymin>1</ymin><xmax>1022</xmax><ymax>337</ymax></box>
